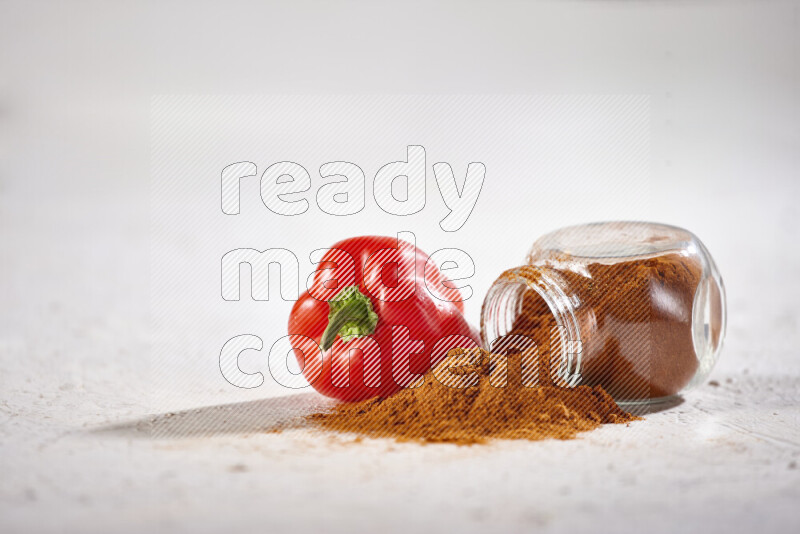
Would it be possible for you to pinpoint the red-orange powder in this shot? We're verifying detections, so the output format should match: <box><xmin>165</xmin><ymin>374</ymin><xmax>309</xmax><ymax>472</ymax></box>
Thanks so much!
<box><xmin>308</xmin><ymin>347</ymin><xmax>638</xmax><ymax>444</ymax></box>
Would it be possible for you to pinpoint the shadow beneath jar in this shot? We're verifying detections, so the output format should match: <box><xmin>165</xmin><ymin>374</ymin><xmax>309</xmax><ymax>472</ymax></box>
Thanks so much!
<box><xmin>92</xmin><ymin>392</ymin><xmax>334</xmax><ymax>439</ymax></box>
<box><xmin>618</xmin><ymin>395</ymin><xmax>685</xmax><ymax>417</ymax></box>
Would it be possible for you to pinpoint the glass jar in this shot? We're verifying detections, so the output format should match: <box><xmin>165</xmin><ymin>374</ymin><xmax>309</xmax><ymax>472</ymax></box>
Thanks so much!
<box><xmin>481</xmin><ymin>221</ymin><xmax>726</xmax><ymax>405</ymax></box>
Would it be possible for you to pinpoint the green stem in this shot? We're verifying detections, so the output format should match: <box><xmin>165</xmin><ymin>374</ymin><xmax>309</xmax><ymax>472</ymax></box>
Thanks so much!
<box><xmin>319</xmin><ymin>286</ymin><xmax>379</xmax><ymax>351</ymax></box>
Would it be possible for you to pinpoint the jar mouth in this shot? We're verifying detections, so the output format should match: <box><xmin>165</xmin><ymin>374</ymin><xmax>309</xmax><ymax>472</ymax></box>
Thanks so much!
<box><xmin>480</xmin><ymin>268</ymin><xmax>582</xmax><ymax>387</ymax></box>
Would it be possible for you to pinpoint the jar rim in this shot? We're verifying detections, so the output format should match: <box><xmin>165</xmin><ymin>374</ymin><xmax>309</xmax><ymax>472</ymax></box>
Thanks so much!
<box><xmin>480</xmin><ymin>267</ymin><xmax>583</xmax><ymax>386</ymax></box>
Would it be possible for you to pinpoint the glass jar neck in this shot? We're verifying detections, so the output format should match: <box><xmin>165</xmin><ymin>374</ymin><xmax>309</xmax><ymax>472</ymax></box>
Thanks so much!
<box><xmin>480</xmin><ymin>265</ymin><xmax>582</xmax><ymax>386</ymax></box>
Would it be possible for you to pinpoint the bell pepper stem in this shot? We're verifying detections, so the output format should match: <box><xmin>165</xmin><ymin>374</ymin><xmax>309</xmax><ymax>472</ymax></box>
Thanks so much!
<box><xmin>319</xmin><ymin>286</ymin><xmax>379</xmax><ymax>351</ymax></box>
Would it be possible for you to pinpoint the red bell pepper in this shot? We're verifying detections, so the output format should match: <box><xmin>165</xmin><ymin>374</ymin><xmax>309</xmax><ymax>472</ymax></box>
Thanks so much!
<box><xmin>287</xmin><ymin>235</ymin><xmax>480</xmax><ymax>401</ymax></box>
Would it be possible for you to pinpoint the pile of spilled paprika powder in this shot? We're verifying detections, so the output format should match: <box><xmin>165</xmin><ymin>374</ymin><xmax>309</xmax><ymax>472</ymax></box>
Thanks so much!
<box><xmin>307</xmin><ymin>346</ymin><xmax>638</xmax><ymax>444</ymax></box>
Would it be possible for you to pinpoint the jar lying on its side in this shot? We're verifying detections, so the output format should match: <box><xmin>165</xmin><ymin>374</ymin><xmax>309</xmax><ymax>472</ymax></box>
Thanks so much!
<box><xmin>481</xmin><ymin>221</ymin><xmax>726</xmax><ymax>405</ymax></box>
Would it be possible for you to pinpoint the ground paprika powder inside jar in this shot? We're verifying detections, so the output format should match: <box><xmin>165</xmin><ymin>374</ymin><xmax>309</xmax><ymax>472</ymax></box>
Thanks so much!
<box><xmin>481</xmin><ymin>221</ymin><xmax>726</xmax><ymax>404</ymax></box>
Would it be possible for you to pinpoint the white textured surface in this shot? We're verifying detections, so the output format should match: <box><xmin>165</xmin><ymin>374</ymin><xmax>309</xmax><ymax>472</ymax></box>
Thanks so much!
<box><xmin>1</xmin><ymin>1</ymin><xmax>799</xmax><ymax>533</ymax></box>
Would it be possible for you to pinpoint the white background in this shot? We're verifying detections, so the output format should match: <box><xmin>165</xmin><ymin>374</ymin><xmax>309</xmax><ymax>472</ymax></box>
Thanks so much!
<box><xmin>1</xmin><ymin>1</ymin><xmax>798</xmax><ymax>533</ymax></box>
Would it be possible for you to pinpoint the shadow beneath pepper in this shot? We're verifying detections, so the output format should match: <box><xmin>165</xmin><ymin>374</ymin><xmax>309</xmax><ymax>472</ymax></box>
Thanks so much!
<box><xmin>92</xmin><ymin>392</ymin><xmax>333</xmax><ymax>439</ymax></box>
<box><xmin>91</xmin><ymin>389</ymin><xmax>677</xmax><ymax>440</ymax></box>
